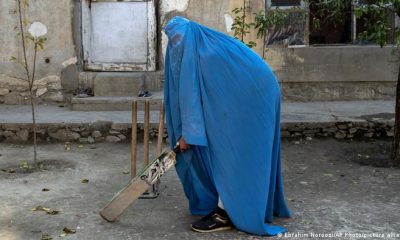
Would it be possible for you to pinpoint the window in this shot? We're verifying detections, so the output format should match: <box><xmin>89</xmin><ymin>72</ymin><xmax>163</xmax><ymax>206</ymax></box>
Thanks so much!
<box><xmin>271</xmin><ymin>0</ymin><xmax>301</xmax><ymax>7</ymax></box>
<box><xmin>308</xmin><ymin>0</ymin><xmax>352</xmax><ymax>44</ymax></box>
<box><xmin>309</xmin><ymin>0</ymin><xmax>396</xmax><ymax>45</ymax></box>
<box><xmin>265</xmin><ymin>0</ymin><xmax>307</xmax><ymax>46</ymax></box>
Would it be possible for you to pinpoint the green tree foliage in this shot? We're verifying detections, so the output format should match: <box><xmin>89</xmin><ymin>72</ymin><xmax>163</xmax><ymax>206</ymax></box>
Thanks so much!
<box><xmin>306</xmin><ymin>0</ymin><xmax>400</xmax><ymax>167</ymax></box>
<box><xmin>231</xmin><ymin>3</ymin><xmax>257</xmax><ymax>48</ymax></box>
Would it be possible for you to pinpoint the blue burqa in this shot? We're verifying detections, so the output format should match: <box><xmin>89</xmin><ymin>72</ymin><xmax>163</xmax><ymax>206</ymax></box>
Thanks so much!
<box><xmin>164</xmin><ymin>16</ymin><xmax>291</xmax><ymax>236</ymax></box>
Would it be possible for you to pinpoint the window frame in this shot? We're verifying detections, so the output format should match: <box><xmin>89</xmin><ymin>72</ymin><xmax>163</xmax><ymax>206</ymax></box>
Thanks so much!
<box><xmin>266</xmin><ymin>0</ymin><xmax>306</xmax><ymax>10</ymax></box>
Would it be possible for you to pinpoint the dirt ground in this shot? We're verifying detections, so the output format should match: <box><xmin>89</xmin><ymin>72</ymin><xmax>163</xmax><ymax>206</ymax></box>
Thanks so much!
<box><xmin>1</xmin><ymin>138</ymin><xmax>399</xmax><ymax>240</ymax></box>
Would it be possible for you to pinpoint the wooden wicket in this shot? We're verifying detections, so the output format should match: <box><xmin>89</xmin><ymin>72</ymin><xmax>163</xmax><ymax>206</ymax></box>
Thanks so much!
<box><xmin>130</xmin><ymin>99</ymin><xmax>165</xmax><ymax>179</ymax></box>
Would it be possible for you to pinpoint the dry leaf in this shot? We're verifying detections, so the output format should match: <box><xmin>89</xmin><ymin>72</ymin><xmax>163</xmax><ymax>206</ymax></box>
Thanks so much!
<box><xmin>46</xmin><ymin>209</ymin><xmax>59</xmax><ymax>215</ymax></box>
<box><xmin>63</xmin><ymin>227</ymin><xmax>76</xmax><ymax>234</ymax></box>
<box><xmin>41</xmin><ymin>234</ymin><xmax>52</xmax><ymax>240</ymax></box>
<box><xmin>81</xmin><ymin>179</ymin><xmax>89</xmax><ymax>183</ymax></box>
<box><xmin>31</xmin><ymin>206</ymin><xmax>42</xmax><ymax>211</ymax></box>
<box><xmin>1</xmin><ymin>168</ymin><xmax>15</xmax><ymax>173</ymax></box>
<box><xmin>31</xmin><ymin>205</ymin><xmax>59</xmax><ymax>215</ymax></box>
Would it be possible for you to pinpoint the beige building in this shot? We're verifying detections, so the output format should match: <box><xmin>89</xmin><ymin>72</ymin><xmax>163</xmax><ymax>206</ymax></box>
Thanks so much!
<box><xmin>0</xmin><ymin>0</ymin><xmax>397</xmax><ymax>110</ymax></box>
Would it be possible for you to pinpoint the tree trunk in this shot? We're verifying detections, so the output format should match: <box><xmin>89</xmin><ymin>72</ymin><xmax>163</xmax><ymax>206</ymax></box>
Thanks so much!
<box><xmin>31</xmin><ymin>45</ymin><xmax>38</xmax><ymax>167</ymax></box>
<box><xmin>390</xmin><ymin>63</ymin><xmax>400</xmax><ymax>167</ymax></box>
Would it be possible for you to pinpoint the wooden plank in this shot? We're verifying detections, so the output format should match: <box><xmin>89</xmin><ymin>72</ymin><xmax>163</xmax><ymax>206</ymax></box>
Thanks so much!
<box><xmin>100</xmin><ymin>179</ymin><xmax>149</xmax><ymax>222</ymax></box>
<box><xmin>100</xmin><ymin>149</ymin><xmax>178</xmax><ymax>222</ymax></box>
<box><xmin>143</xmin><ymin>100</ymin><xmax>150</xmax><ymax>167</ymax></box>
<box><xmin>156</xmin><ymin>101</ymin><xmax>165</xmax><ymax>155</ymax></box>
<box><xmin>131</xmin><ymin>100</ymin><xmax>137</xmax><ymax>177</ymax></box>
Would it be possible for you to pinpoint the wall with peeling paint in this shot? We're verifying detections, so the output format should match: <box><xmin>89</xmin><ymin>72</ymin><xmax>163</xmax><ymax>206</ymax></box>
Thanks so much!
<box><xmin>0</xmin><ymin>0</ymin><xmax>397</xmax><ymax>105</ymax></box>
<box><xmin>160</xmin><ymin>0</ymin><xmax>265</xmax><ymax>59</ymax></box>
<box><xmin>0</xmin><ymin>0</ymin><xmax>77</xmax><ymax>104</ymax></box>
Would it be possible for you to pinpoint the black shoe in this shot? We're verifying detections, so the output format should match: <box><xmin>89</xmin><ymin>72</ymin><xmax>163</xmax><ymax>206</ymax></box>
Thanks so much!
<box><xmin>190</xmin><ymin>207</ymin><xmax>233</xmax><ymax>233</ymax></box>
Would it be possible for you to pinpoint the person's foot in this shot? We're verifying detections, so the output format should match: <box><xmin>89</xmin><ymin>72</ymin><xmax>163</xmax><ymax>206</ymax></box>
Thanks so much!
<box><xmin>190</xmin><ymin>207</ymin><xmax>233</xmax><ymax>233</ymax></box>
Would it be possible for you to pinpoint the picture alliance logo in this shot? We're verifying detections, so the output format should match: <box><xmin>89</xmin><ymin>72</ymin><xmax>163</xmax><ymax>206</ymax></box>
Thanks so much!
<box><xmin>279</xmin><ymin>232</ymin><xmax>400</xmax><ymax>239</ymax></box>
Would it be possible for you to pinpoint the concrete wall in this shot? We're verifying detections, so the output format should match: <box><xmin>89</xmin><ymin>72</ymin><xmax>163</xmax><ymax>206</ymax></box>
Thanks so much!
<box><xmin>0</xmin><ymin>0</ymin><xmax>397</xmax><ymax>105</ymax></box>
<box><xmin>266</xmin><ymin>46</ymin><xmax>398</xmax><ymax>101</ymax></box>
<box><xmin>0</xmin><ymin>0</ymin><xmax>78</xmax><ymax>105</ymax></box>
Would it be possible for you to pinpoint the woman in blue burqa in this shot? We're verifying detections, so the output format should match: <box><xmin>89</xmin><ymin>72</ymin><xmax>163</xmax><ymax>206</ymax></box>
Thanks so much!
<box><xmin>164</xmin><ymin>16</ymin><xmax>291</xmax><ymax>236</ymax></box>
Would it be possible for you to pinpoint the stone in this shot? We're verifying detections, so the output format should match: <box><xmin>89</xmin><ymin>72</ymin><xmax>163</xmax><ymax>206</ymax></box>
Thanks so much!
<box><xmin>69</xmin><ymin>131</ymin><xmax>80</xmax><ymax>140</ymax></box>
<box><xmin>4</xmin><ymin>92</ymin><xmax>25</xmax><ymax>104</ymax></box>
<box><xmin>3</xmin><ymin>131</ymin><xmax>16</xmax><ymax>138</ymax></box>
<box><xmin>303</xmin><ymin>129</ymin><xmax>320</xmax><ymax>134</ymax></box>
<box><xmin>5</xmin><ymin>125</ymin><xmax>20</xmax><ymax>131</ymax></box>
<box><xmin>36</xmin><ymin>128</ymin><xmax>46</xmax><ymax>135</ymax></box>
<box><xmin>19</xmin><ymin>91</ymin><xmax>31</xmax><ymax>97</ymax></box>
<box><xmin>346</xmin><ymin>134</ymin><xmax>354</xmax><ymax>139</ymax></box>
<box><xmin>87</xmin><ymin>136</ymin><xmax>95</xmax><ymax>143</ymax></box>
<box><xmin>111</xmin><ymin>123</ymin><xmax>128</xmax><ymax>130</ymax></box>
<box><xmin>386</xmin><ymin>130</ymin><xmax>394</xmax><ymax>137</ymax></box>
<box><xmin>349</xmin><ymin>128</ymin><xmax>358</xmax><ymax>134</ymax></box>
<box><xmin>117</xmin><ymin>134</ymin><xmax>126</xmax><ymax>141</ymax></box>
<box><xmin>33</xmin><ymin>75</ymin><xmax>60</xmax><ymax>87</ymax></box>
<box><xmin>109</xmin><ymin>130</ymin><xmax>120</xmax><ymax>135</ymax></box>
<box><xmin>36</xmin><ymin>88</ymin><xmax>48</xmax><ymax>97</ymax></box>
<box><xmin>16</xmin><ymin>129</ymin><xmax>29</xmax><ymax>142</ymax></box>
<box><xmin>0</xmin><ymin>88</ymin><xmax>10</xmax><ymax>96</ymax></box>
<box><xmin>337</xmin><ymin>124</ymin><xmax>348</xmax><ymax>130</ymax></box>
<box><xmin>0</xmin><ymin>74</ymin><xmax>29</xmax><ymax>91</ymax></box>
<box><xmin>106</xmin><ymin>135</ymin><xmax>120</xmax><ymax>143</ymax></box>
<box><xmin>71</xmin><ymin>127</ymin><xmax>80</xmax><ymax>132</ymax></box>
<box><xmin>323</xmin><ymin>126</ymin><xmax>338</xmax><ymax>133</ymax></box>
<box><xmin>92</xmin><ymin>131</ymin><xmax>102</xmax><ymax>138</ymax></box>
<box><xmin>288</xmin><ymin>126</ymin><xmax>303</xmax><ymax>132</ymax></box>
<box><xmin>48</xmin><ymin>82</ymin><xmax>62</xmax><ymax>90</ymax></box>
<box><xmin>317</xmin><ymin>132</ymin><xmax>329</xmax><ymax>137</ymax></box>
<box><xmin>387</xmin><ymin>122</ymin><xmax>395</xmax><ymax>127</ymax></box>
<box><xmin>364</xmin><ymin>132</ymin><xmax>374</xmax><ymax>138</ymax></box>
<box><xmin>281</xmin><ymin>131</ymin><xmax>291</xmax><ymax>138</ymax></box>
<box><xmin>80</xmin><ymin>131</ymin><xmax>90</xmax><ymax>137</ymax></box>
<box><xmin>42</xmin><ymin>91</ymin><xmax>64</xmax><ymax>102</ymax></box>
<box><xmin>79</xmin><ymin>138</ymin><xmax>88</xmax><ymax>143</ymax></box>
<box><xmin>49</xmin><ymin>129</ymin><xmax>80</xmax><ymax>141</ymax></box>
<box><xmin>335</xmin><ymin>132</ymin><xmax>346</xmax><ymax>139</ymax></box>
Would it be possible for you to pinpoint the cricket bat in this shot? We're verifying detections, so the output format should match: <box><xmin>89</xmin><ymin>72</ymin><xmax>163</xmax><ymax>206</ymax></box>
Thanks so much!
<box><xmin>100</xmin><ymin>146</ymin><xmax>179</xmax><ymax>222</ymax></box>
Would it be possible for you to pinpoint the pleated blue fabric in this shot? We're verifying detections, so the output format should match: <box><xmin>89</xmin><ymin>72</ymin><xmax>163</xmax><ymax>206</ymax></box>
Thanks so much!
<box><xmin>164</xmin><ymin>16</ymin><xmax>291</xmax><ymax>236</ymax></box>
